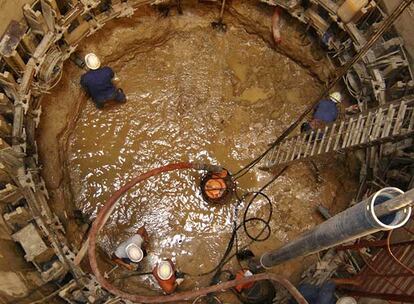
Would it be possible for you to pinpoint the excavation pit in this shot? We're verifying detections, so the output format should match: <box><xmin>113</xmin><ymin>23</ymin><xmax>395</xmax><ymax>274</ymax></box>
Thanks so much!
<box><xmin>36</xmin><ymin>1</ymin><xmax>358</xmax><ymax>300</ymax></box>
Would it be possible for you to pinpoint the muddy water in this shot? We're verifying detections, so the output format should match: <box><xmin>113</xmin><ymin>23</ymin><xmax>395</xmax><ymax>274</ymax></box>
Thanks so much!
<box><xmin>65</xmin><ymin>6</ymin><xmax>356</xmax><ymax>296</ymax></box>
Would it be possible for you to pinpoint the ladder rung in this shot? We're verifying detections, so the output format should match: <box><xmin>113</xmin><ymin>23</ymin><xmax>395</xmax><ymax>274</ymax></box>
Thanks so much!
<box><xmin>392</xmin><ymin>101</ymin><xmax>407</xmax><ymax>135</ymax></box>
<box><xmin>304</xmin><ymin>132</ymin><xmax>314</xmax><ymax>157</ymax></box>
<box><xmin>370</xmin><ymin>110</ymin><xmax>384</xmax><ymax>141</ymax></box>
<box><xmin>318</xmin><ymin>126</ymin><xmax>329</xmax><ymax>154</ymax></box>
<box><xmin>310</xmin><ymin>129</ymin><xmax>322</xmax><ymax>156</ymax></box>
<box><xmin>325</xmin><ymin>123</ymin><xmax>337</xmax><ymax>153</ymax></box>
<box><xmin>346</xmin><ymin>118</ymin><xmax>357</xmax><ymax>148</ymax></box>
<box><xmin>291</xmin><ymin>136</ymin><xmax>302</xmax><ymax>161</ymax></box>
<box><xmin>342</xmin><ymin>118</ymin><xmax>354</xmax><ymax>149</ymax></box>
<box><xmin>334</xmin><ymin>121</ymin><xmax>345</xmax><ymax>151</ymax></box>
<box><xmin>351</xmin><ymin>115</ymin><xmax>364</xmax><ymax>146</ymax></box>
<box><xmin>283</xmin><ymin>139</ymin><xmax>293</xmax><ymax>163</ymax></box>
<box><xmin>408</xmin><ymin>108</ymin><xmax>414</xmax><ymax>131</ymax></box>
<box><xmin>296</xmin><ymin>133</ymin><xmax>308</xmax><ymax>159</ymax></box>
<box><xmin>381</xmin><ymin>104</ymin><xmax>395</xmax><ymax>138</ymax></box>
<box><xmin>361</xmin><ymin>112</ymin><xmax>374</xmax><ymax>144</ymax></box>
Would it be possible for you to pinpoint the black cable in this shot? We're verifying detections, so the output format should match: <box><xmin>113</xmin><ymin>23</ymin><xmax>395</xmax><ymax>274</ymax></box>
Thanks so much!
<box><xmin>193</xmin><ymin>166</ymin><xmax>288</xmax><ymax>280</ymax></box>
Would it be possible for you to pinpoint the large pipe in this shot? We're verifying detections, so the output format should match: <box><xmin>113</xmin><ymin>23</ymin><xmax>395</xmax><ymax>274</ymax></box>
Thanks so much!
<box><xmin>250</xmin><ymin>187</ymin><xmax>412</xmax><ymax>272</ymax></box>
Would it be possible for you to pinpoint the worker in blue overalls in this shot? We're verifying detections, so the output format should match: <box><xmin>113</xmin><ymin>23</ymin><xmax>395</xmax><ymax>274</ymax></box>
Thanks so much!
<box><xmin>80</xmin><ymin>53</ymin><xmax>126</xmax><ymax>109</ymax></box>
<box><xmin>301</xmin><ymin>92</ymin><xmax>341</xmax><ymax>133</ymax></box>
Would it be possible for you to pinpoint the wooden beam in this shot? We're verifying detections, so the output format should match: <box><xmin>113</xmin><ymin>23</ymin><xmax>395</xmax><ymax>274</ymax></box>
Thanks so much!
<box><xmin>2</xmin><ymin>50</ymin><xmax>26</xmax><ymax>74</ymax></box>
<box><xmin>0</xmin><ymin>93</ymin><xmax>14</xmax><ymax>115</ymax></box>
<box><xmin>21</xmin><ymin>31</ymin><xmax>39</xmax><ymax>55</ymax></box>
<box><xmin>64</xmin><ymin>21</ymin><xmax>90</xmax><ymax>46</ymax></box>
<box><xmin>23</xmin><ymin>4</ymin><xmax>48</xmax><ymax>35</ymax></box>
<box><xmin>0</xmin><ymin>115</ymin><xmax>12</xmax><ymax>137</ymax></box>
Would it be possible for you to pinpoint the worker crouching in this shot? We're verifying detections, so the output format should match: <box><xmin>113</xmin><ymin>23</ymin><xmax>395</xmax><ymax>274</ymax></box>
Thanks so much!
<box><xmin>112</xmin><ymin>225</ymin><xmax>149</xmax><ymax>270</ymax></box>
<box><xmin>80</xmin><ymin>53</ymin><xmax>127</xmax><ymax>109</ymax></box>
<box><xmin>301</xmin><ymin>92</ymin><xmax>342</xmax><ymax>133</ymax></box>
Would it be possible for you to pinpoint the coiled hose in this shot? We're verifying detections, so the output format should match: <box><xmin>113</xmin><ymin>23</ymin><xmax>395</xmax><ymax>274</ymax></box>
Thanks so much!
<box><xmin>88</xmin><ymin>161</ymin><xmax>308</xmax><ymax>303</ymax></box>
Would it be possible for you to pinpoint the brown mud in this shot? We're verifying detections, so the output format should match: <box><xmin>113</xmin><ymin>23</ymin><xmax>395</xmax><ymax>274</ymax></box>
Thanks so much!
<box><xmin>37</xmin><ymin>1</ymin><xmax>357</xmax><ymax>302</ymax></box>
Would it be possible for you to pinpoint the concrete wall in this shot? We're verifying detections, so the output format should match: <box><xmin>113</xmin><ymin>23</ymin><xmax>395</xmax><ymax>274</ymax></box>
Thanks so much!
<box><xmin>0</xmin><ymin>0</ymin><xmax>34</xmax><ymax>34</ymax></box>
<box><xmin>381</xmin><ymin>1</ymin><xmax>414</xmax><ymax>68</ymax></box>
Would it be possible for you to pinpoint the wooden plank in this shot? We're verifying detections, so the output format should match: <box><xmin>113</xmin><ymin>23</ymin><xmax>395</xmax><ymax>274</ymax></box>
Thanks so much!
<box><xmin>392</xmin><ymin>101</ymin><xmax>407</xmax><ymax>135</ymax></box>
<box><xmin>381</xmin><ymin>104</ymin><xmax>395</xmax><ymax>138</ymax></box>
<box><xmin>33</xmin><ymin>32</ymin><xmax>55</xmax><ymax>60</ymax></box>
<box><xmin>351</xmin><ymin>115</ymin><xmax>364</xmax><ymax>145</ymax></box>
<box><xmin>0</xmin><ymin>71</ymin><xmax>19</xmax><ymax>99</ymax></box>
<box><xmin>41</xmin><ymin>0</ymin><xmax>57</xmax><ymax>32</ymax></box>
<box><xmin>0</xmin><ymin>21</ymin><xmax>27</xmax><ymax>57</ymax></box>
<box><xmin>291</xmin><ymin>135</ymin><xmax>302</xmax><ymax>161</ymax></box>
<box><xmin>0</xmin><ymin>115</ymin><xmax>12</xmax><ymax>137</ymax></box>
<box><xmin>19</xmin><ymin>59</ymin><xmax>36</xmax><ymax>97</ymax></box>
<box><xmin>0</xmin><ymin>183</ymin><xmax>23</xmax><ymax>204</ymax></box>
<box><xmin>344</xmin><ymin>118</ymin><xmax>355</xmax><ymax>148</ymax></box>
<box><xmin>64</xmin><ymin>20</ymin><xmax>91</xmax><ymax>46</ymax></box>
<box><xmin>267</xmin><ymin>146</ymin><xmax>276</xmax><ymax>165</ymax></box>
<box><xmin>310</xmin><ymin>129</ymin><xmax>321</xmax><ymax>156</ymax></box>
<box><xmin>318</xmin><ymin>126</ymin><xmax>329</xmax><ymax>154</ymax></box>
<box><xmin>361</xmin><ymin>112</ymin><xmax>374</xmax><ymax>144</ymax></box>
<box><xmin>370</xmin><ymin>109</ymin><xmax>384</xmax><ymax>141</ymax></box>
<box><xmin>0</xmin><ymin>138</ymin><xmax>10</xmax><ymax>149</ymax></box>
<box><xmin>303</xmin><ymin>132</ymin><xmax>314</xmax><ymax>157</ymax></box>
<box><xmin>342</xmin><ymin>118</ymin><xmax>353</xmax><ymax>149</ymax></box>
<box><xmin>408</xmin><ymin>108</ymin><xmax>414</xmax><ymax>131</ymax></box>
<box><xmin>59</xmin><ymin>3</ymin><xmax>83</xmax><ymax>27</ymax></box>
<box><xmin>2</xmin><ymin>50</ymin><xmax>26</xmax><ymax>74</ymax></box>
<box><xmin>325</xmin><ymin>123</ymin><xmax>336</xmax><ymax>153</ymax></box>
<box><xmin>23</xmin><ymin>4</ymin><xmax>48</xmax><ymax>35</ymax></box>
<box><xmin>0</xmin><ymin>163</ymin><xmax>11</xmax><ymax>183</ymax></box>
<box><xmin>273</xmin><ymin>146</ymin><xmax>282</xmax><ymax>166</ymax></box>
<box><xmin>333</xmin><ymin>121</ymin><xmax>345</xmax><ymax>151</ymax></box>
<box><xmin>0</xmin><ymin>93</ymin><xmax>14</xmax><ymax>115</ymax></box>
<box><xmin>296</xmin><ymin>133</ymin><xmax>307</xmax><ymax>159</ymax></box>
<box><xmin>21</xmin><ymin>31</ymin><xmax>39</xmax><ymax>55</ymax></box>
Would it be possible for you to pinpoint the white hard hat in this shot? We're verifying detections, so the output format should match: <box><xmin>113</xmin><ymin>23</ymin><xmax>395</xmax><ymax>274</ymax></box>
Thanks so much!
<box><xmin>329</xmin><ymin>91</ymin><xmax>342</xmax><ymax>103</ymax></box>
<box><xmin>157</xmin><ymin>261</ymin><xmax>173</xmax><ymax>280</ymax></box>
<box><xmin>125</xmin><ymin>244</ymin><xmax>143</xmax><ymax>263</ymax></box>
<box><xmin>336</xmin><ymin>297</ymin><xmax>357</xmax><ymax>304</ymax></box>
<box><xmin>85</xmin><ymin>53</ymin><xmax>101</xmax><ymax>70</ymax></box>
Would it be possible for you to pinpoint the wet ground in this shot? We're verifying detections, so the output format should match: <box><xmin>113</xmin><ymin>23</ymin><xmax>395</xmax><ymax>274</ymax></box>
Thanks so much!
<box><xmin>37</xmin><ymin>2</ymin><xmax>357</xmax><ymax>302</ymax></box>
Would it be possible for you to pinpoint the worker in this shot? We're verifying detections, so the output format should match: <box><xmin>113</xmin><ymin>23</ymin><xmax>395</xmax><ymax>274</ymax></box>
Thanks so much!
<box><xmin>289</xmin><ymin>281</ymin><xmax>336</xmax><ymax>304</ymax></box>
<box><xmin>301</xmin><ymin>92</ymin><xmax>342</xmax><ymax>133</ymax></box>
<box><xmin>80</xmin><ymin>53</ymin><xmax>126</xmax><ymax>109</ymax></box>
<box><xmin>112</xmin><ymin>225</ymin><xmax>149</xmax><ymax>270</ymax></box>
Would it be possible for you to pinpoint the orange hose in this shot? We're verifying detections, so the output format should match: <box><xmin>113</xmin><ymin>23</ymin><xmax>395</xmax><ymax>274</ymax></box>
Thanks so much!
<box><xmin>88</xmin><ymin>162</ymin><xmax>308</xmax><ymax>303</ymax></box>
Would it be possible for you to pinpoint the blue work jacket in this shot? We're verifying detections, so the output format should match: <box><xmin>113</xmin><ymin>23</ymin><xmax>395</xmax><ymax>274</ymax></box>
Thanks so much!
<box><xmin>313</xmin><ymin>99</ymin><xmax>338</xmax><ymax>123</ymax></box>
<box><xmin>80</xmin><ymin>67</ymin><xmax>117</xmax><ymax>102</ymax></box>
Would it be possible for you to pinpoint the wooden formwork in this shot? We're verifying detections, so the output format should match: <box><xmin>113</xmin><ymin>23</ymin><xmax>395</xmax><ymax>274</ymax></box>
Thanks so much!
<box><xmin>0</xmin><ymin>0</ymin><xmax>157</xmax><ymax>298</ymax></box>
<box><xmin>0</xmin><ymin>0</ymin><xmax>412</xmax><ymax>302</ymax></box>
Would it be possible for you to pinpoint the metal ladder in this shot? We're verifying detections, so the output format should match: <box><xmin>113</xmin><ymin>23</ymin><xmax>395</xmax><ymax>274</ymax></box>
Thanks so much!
<box><xmin>261</xmin><ymin>96</ymin><xmax>414</xmax><ymax>170</ymax></box>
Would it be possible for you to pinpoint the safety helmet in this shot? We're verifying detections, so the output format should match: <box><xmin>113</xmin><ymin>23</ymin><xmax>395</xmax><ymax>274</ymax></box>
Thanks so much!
<box><xmin>85</xmin><ymin>53</ymin><xmax>101</xmax><ymax>70</ymax></box>
<box><xmin>329</xmin><ymin>91</ymin><xmax>342</xmax><ymax>103</ymax></box>
<box><xmin>125</xmin><ymin>243</ymin><xmax>143</xmax><ymax>263</ymax></box>
<box><xmin>157</xmin><ymin>261</ymin><xmax>173</xmax><ymax>280</ymax></box>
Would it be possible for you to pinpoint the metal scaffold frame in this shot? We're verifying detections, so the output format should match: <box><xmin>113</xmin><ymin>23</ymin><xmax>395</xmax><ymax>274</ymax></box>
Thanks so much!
<box><xmin>0</xmin><ymin>0</ymin><xmax>413</xmax><ymax>303</ymax></box>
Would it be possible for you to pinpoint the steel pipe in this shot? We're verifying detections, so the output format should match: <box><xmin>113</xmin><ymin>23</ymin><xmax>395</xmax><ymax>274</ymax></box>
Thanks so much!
<box><xmin>250</xmin><ymin>187</ymin><xmax>412</xmax><ymax>271</ymax></box>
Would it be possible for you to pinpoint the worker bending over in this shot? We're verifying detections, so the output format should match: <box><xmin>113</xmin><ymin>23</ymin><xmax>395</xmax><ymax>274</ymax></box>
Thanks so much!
<box><xmin>301</xmin><ymin>92</ymin><xmax>342</xmax><ymax>133</ymax></box>
<box><xmin>113</xmin><ymin>225</ymin><xmax>149</xmax><ymax>270</ymax></box>
<box><xmin>80</xmin><ymin>53</ymin><xmax>126</xmax><ymax>109</ymax></box>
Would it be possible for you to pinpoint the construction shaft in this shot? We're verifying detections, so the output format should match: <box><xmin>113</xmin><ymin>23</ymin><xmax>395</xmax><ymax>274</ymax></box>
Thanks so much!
<box><xmin>250</xmin><ymin>187</ymin><xmax>413</xmax><ymax>271</ymax></box>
